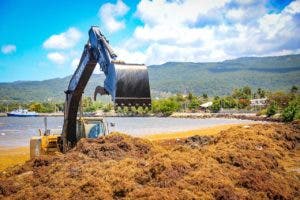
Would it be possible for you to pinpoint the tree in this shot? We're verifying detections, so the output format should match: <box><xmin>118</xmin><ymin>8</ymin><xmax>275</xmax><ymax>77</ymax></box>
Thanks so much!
<box><xmin>82</xmin><ymin>97</ymin><xmax>92</xmax><ymax>108</ymax></box>
<box><xmin>103</xmin><ymin>103</ymin><xmax>112</xmax><ymax>112</ymax></box>
<box><xmin>175</xmin><ymin>93</ymin><xmax>185</xmax><ymax>102</ymax></box>
<box><xmin>237</xmin><ymin>99</ymin><xmax>250</xmax><ymax>109</ymax></box>
<box><xmin>257</xmin><ymin>88</ymin><xmax>266</xmax><ymax>98</ymax></box>
<box><xmin>282</xmin><ymin>97</ymin><xmax>300</xmax><ymax>122</ymax></box>
<box><xmin>152</xmin><ymin>98</ymin><xmax>180</xmax><ymax>116</ymax></box>
<box><xmin>243</xmin><ymin>86</ymin><xmax>252</xmax><ymax>97</ymax></box>
<box><xmin>41</xmin><ymin>102</ymin><xmax>55</xmax><ymax>113</ymax></box>
<box><xmin>291</xmin><ymin>85</ymin><xmax>298</xmax><ymax>94</ymax></box>
<box><xmin>221</xmin><ymin>96</ymin><xmax>237</xmax><ymax>108</ymax></box>
<box><xmin>187</xmin><ymin>92</ymin><xmax>194</xmax><ymax>101</ymax></box>
<box><xmin>137</xmin><ymin>106</ymin><xmax>146</xmax><ymax>115</ymax></box>
<box><xmin>202</xmin><ymin>93</ymin><xmax>208</xmax><ymax>99</ymax></box>
<box><xmin>232</xmin><ymin>86</ymin><xmax>252</xmax><ymax>99</ymax></box>
<box><xmin>55</xmin><ymin>103</ymin><xmax>64</xmax><ymax>112</ymax></box>
<box><xmin>266</xmin><ymin>102</ymin><xmax>277</xmax><ymax>117</ymax></box>
<box><xmin>267</xmin><ymin>91</ymin><xmax>292</xmax><ymax>109</ymax></box>
<box><xmin>29</xmin><ymin>103</ymin><xmax>42</xmax><ymax>112</ymax></box>
<box><xmin>211</xmin><ymin>100</ymin><xmax>221</xmax><ymax>112</ymax></box>
<box><xmin>282</xmin><ymin>104</ymin><xmax>297</xmax><ymax>122</ymax></box>
<box><xmin>188</xmin><ymin>98</ymin><xmax>200</xmax><ymax>111</ymax></box>
<box><xmin>232</xmin><ymin>88</ymin><xmax>247</xmax><ymax>99</ymax></box>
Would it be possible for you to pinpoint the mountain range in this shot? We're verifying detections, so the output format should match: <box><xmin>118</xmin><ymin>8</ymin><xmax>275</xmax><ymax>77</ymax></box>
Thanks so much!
<box><xmin>1</xmin><ymin>54</ymin><xmax>300</xmax><ymax>102</ymax></box>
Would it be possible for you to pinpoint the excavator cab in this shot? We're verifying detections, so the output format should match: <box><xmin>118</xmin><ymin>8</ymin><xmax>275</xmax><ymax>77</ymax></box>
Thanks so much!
<box><xmin>76</xmin><ymin>117</ymin><xmax>108</xmax><ymax>139</ymax></box>
<box><xmin>30</xmin><ymin>117</ymin><xmax>109</xmax><ymax>158</ymax></box>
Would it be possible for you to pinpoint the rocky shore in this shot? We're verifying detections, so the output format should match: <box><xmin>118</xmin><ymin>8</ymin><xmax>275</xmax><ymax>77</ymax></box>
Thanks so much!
<box><xmin>171</xmin><ymin>112</ymin><xmax>283</xmax><ymax>122</ymax></box>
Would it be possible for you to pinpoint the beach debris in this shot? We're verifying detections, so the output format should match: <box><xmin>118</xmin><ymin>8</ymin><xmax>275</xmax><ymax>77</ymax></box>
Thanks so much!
<box><xmin>184</xmin><ymin>135</ymin><xmax>215</xmax><ymax>148</ymax></box>
<box><xmin>255</xmin><ymin>145</ymin><xmax>263</xmax><ymax>150</ymax></box>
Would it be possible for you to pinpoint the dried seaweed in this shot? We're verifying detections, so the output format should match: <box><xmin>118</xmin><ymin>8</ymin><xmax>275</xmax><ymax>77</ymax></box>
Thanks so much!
<box><xmin>0</xmin><ymin>123</ymin><xmax>299</xmax><ymax>200</ymax></box>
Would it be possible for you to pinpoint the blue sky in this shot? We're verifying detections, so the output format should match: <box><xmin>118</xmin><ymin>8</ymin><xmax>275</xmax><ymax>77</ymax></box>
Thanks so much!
<box><xmin>0</xmin><ymin>0</ymin><xmax>299</xmax><ymax>82</ymax></box>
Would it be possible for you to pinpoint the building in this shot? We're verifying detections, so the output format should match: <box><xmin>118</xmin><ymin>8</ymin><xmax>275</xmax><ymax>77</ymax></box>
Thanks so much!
<box><xmin>250</xmin><ymin>98</ymin><xmax>267</xmax><ymax>107</ymax></box>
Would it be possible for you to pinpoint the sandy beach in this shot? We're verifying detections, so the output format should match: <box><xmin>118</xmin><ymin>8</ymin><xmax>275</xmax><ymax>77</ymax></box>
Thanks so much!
<box><xmin>143</xmin><ymin>123</ymin><xmax>246</xmax><ymax>140</ymax></box>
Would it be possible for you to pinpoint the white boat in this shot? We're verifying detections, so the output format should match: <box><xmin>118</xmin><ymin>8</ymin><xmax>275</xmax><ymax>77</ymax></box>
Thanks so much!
<box><xmin>7</xmin><ymin>109</ymin><xmax>39</xmax><ymax>117</ymax></box>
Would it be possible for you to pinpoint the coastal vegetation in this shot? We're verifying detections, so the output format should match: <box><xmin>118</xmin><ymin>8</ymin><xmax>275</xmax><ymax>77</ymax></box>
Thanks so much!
<box><xmin>0</xmin><ymin>102</ymin><xmax>64</xmax><ymax>113</ymax></box>
<box><xmin>0</xmin><ymin>85</ymin><xmax>299</xmax><ymax>122</ymax></box>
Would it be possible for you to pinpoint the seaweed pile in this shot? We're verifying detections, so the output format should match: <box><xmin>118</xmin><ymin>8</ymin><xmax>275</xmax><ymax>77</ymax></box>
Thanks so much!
<box><xmin>0</xmin><ymin>123</ymin><xmax>299</xmax><ymax>199</ymax></box>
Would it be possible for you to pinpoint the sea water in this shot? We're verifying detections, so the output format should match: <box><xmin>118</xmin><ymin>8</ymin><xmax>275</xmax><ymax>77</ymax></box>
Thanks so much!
<box><xmin>0</xmin><ymin>117</ymin><xmax>255</xmax><ymax>148</ymax></box>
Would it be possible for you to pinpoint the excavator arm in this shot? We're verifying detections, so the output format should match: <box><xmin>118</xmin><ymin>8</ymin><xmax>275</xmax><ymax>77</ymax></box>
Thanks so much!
<box><xmin>61</xmin><ymin>26</ymin><xmax>151</xmax><ymax>151</ymax></box>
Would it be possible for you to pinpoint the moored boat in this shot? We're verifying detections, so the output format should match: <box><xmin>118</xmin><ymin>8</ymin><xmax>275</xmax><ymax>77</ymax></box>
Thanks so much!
<box><xmin>7</xmin><ymin>109</ymin><xmax>39</xmax><ymax>117</ymax></box>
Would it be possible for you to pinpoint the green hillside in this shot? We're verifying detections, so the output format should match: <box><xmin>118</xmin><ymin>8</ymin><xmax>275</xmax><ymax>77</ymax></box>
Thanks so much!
<box><xmin>0</xmin><ymin>54</ymin><xmax>300</xmax><ymax>102</ymax></box>
<box><xmin>149</xmin><ymin>54</ymin><xmax>300</xmax><ymax>96</ymax></box>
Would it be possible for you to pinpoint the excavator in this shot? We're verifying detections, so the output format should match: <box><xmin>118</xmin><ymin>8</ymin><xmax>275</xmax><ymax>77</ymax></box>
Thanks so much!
<box><xmin>30</xmin><ymin>26</ymin><xmax>151</xmax><ymax>157</ymax></box>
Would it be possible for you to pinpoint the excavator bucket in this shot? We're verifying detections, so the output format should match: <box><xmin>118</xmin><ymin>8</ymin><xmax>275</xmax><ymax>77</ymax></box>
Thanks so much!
<box><xmin>99</xmin><ymin>62</ymin><xmax>151</xmax><ymax>107</ymax></box>
<box><xmin>89</xmin><ymin>26</ymin><xmax>151</xmax><ymax>108</ymax></box>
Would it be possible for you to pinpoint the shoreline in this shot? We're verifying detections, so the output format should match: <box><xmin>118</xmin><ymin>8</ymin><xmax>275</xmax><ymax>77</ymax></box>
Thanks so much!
<box><xmin>0</xmin><ymin>111</ymin><xmax>282</xmax><ymax>122</ymax></box>
<box><xmin>171</xmin><ymin>112</ymin><xmax>282</xmax><ymax>122</ymax></box>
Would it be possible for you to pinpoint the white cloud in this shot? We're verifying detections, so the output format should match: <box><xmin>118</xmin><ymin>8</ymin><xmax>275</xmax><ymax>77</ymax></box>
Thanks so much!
<box><xmin>43</xmin><ymin>28</ymin><xmax>82</xmax><ymax>49</ymax></box>
<box><xmin>99</xmin><ymin>0</ymin><xmax>129</xmax><ymax>33</ymax></box>
<box><xmin>114</xmin><ymin>47</ymin><xmax>147</xmax><ymax>64</ymax></box>
<box><xmin>262</xmin><ymin>48</ymin><xmax>300</xmax><ymax>57</ymax></box>
<box><xmin>259</xmin><ymin>13</ymin><xmax>291</xmax><ymax>40</ymax></box>
<box><xmin>43</xmin><ymin>28</ymin><xmax>83</xmax><ymax>70</ymax></box>
<box><xmin>113</xmin><ymin>0</ymin><xmax>300</xmax><ymax>65</ymax></box>
<box><xmin>284</xmin><ymin>0</ymin><xmax>300</xmax><ymax>15</ymax></box>
<box><xmin>133</xmin><ymin>24</ymin><xmax>213</xmax><ymax>46</ymax></box>
<box><xmin>225</xmin><ymin>4</ymin><xmax>266</xmax><ymax>24</ymax></box>
<box><xmin>136</xmin><ymin>0</ymin><xmax>229</xmax><ymax>26</ymax></box>
<box><xmin>1</xmin><ymin>44</ymin><xmax>16</xmax><ymax>54</ymax></box>
<box><xmin>226</xmin><ymin>8</ymin><xmax>245</xmax><ymax>21</ymax></box>
<box><xmin>47</xmin><ymin>52</ymin><xmax>66</xmax><ymax>65</ymax></box>
<box><xmin>234</xmin><ymin>0</ymin><xmax>254</xmax><ymax>5</ymax></box>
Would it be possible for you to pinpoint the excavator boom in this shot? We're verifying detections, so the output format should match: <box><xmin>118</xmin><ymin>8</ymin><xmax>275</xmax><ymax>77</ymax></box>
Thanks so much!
<box><xmin>62</xmin><ymin>26</ymin><xmax>151</xmax><ymax>151</ymax></box>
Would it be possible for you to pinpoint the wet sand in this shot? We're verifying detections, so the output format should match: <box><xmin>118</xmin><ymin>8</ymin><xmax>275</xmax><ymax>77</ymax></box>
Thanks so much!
<box><xmin>144</xmin><ymin>123</ymin><xmax>244</xmax><ymax>140</ymax></box>
<box><xmin>0</xmin><ymin>146</ymin><xmax>29</xmax><ymax>171</ymax></box>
